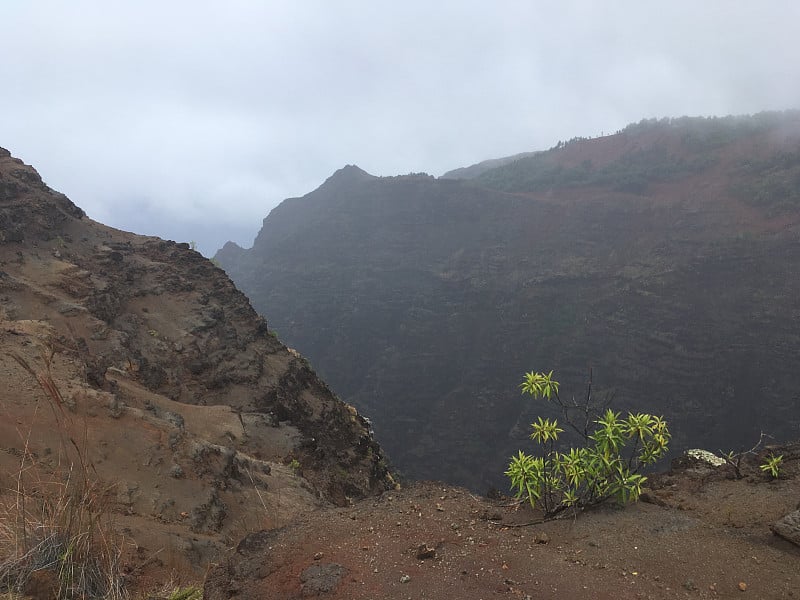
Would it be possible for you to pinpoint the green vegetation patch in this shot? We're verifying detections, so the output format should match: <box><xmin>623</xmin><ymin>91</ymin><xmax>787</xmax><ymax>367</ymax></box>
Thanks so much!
<box><xmin>506</xmin><ymin>371</ymin><xmax>670</xmax><ymax>517</ymax></box>
<box><xmin>731</xmin><ymin>150</ymin><xmax>800</xmax><ymax>214</ymax></box>
<box><xmin>476</xmin><ymin>111</ymin><xmax>799</xmax><ymax>196</ymax></box>
<box><xmin>476</xmin><ymin>139</ymin><xmax>710</xmax><ymax>195</ymax></box>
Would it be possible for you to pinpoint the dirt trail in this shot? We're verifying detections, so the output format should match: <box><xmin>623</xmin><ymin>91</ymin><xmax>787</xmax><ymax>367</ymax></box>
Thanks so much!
<box><xmin>206</xmin><ymin>454</ymin><xmax>800</xmax><ymax>599</ymax></box>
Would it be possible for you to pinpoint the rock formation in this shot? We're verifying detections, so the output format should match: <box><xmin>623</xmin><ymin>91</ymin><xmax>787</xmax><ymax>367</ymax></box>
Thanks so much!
<box><xmin>0</xmin><ymin>147</ymin><xmax>392</xmax><ymax>579</ymax></box>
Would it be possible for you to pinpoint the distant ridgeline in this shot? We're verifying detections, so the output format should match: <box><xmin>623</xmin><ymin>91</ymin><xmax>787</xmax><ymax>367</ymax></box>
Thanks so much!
<box><xmin>217</xmin><ymin>111</ymin><xmax>800</xmax><ymax>492</ymax></box>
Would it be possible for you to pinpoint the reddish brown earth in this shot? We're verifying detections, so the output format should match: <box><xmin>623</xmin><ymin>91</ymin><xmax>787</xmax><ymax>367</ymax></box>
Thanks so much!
<box><xmin>206</xmin><ymin>451</ymin><xmax>800</xmax><ymax>599</ymax></box>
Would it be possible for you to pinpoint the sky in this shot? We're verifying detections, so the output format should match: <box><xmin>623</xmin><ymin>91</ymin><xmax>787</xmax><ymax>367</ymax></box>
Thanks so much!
<box><xmin>1</xmin><ymin>1</ymin><xmax>799</xmax><ymax>256</ymax></box>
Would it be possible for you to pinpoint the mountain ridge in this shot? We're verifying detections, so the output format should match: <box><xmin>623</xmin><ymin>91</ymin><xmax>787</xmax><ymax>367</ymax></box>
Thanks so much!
<box><xmin>216</xmin><ymin>111</ymin><xmax>800</xmax><ymax>492</ymax></box>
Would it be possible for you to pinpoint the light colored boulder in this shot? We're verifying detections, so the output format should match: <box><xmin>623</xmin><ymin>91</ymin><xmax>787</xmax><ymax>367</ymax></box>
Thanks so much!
<box><xmin>771</xmin><ymin>510</ymin><xmax>800</xmax><ymax>547</ymax></box>
<box><xmin>685</xmin><ymin>449</ymin><xmax>727</xmax><ymax>467</ymax></box>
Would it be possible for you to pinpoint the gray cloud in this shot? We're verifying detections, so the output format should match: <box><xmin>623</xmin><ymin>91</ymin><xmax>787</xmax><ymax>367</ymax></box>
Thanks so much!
<box><xmin>2</xmin><ymin>1</ymin><xmax>798</xmax><ymax>255</ymax></box>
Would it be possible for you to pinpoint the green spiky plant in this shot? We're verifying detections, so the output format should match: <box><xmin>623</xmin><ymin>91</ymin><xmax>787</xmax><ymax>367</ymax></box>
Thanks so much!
<box><xmin>760</xmin><ymin>454</ymin><xmax>783</xmax><ymax>479</ymax></box>
<box><xmin>506</xmin><ymin>371</ymin><xmax>670</xmax><ymax>517</ymax></box>
<box><xmin>720</xmin><ymin>432</ymin><xmax>777</xmax><ymax>479</ymax></box>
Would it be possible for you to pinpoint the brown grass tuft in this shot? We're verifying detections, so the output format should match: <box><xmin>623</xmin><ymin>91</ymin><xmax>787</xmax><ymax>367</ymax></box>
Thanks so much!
<box><xmin>1</xmin><ymin>345</ymin><xmax>127</xmax><ymax>599</ymax></box>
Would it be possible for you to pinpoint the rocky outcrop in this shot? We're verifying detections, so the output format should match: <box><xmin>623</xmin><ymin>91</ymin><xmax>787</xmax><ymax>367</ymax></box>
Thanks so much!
<box><xmin>0</xmin><ymin>147</ymin><xmax>392</xmax><ymax>575</ymax></box>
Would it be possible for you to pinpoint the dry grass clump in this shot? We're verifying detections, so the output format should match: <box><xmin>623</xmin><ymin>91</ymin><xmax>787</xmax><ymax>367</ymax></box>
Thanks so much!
<box><xmin>154</xmin><ymin>585</ymin><xmax>203</xmax><ymax>600</ymax></box>
<box><xmin>0</xmin><ymin>472</ymin><xmax>125</xmax><ymax>599</ymax></box>
<box><xmin>0</xmin><ymin>348</ymin><xmax>126</xmax><ymax>599</ymax></box>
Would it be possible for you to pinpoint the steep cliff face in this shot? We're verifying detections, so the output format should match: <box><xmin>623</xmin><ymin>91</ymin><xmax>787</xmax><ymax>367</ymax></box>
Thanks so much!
<box><xmin>0</xmin><ymin>147</ymin><xmax>392</xmax><ymax>574</ymax></box>
<box><xmin>216</xmin><ymin>112</ymin><xmax>800</xmax><ymax>492</ymax></box>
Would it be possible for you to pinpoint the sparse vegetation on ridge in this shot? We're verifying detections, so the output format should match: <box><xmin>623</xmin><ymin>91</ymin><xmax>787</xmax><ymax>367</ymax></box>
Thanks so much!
<box><xmin>475</xmin><ymin>142</ymin><xmax>713</xmax><ymax>194</ymax></box>
<box><xmin>473</xmin><ymin>110</ymin><xmax>800</xmax><ymax>195</ymax></box>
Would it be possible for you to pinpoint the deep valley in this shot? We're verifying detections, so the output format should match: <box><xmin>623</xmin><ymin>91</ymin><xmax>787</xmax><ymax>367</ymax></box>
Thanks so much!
<box><xmin>217</xmin><ymin>112</ymin><xmax>800</xmax><ymax>492</ymax></box>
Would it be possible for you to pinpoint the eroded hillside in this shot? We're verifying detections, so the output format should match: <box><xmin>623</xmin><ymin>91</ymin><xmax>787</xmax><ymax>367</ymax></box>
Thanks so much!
<box><xmin>0</xmin><ymin>147</ymin><xmax>392</xmax><ymax>583</ymax></box>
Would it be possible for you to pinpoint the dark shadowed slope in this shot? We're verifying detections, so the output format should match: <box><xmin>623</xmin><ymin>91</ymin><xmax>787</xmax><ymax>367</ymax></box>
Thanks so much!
<box><xmin>217</xmin><ymin>112</ymin><xmax>800</xmax><ymax>492</ymax></box>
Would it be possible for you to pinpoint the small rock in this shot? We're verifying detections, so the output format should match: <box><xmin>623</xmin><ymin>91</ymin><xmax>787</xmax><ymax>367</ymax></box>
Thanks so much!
<box><xmin>400</xmin><ymin>574</ymin><xmax>411</xmax><ymax>583</ymax></box>
<box><xmin>639</xmin><ymin>492</ymin><xmax>667</xmax><ymax>507</ymax></box>
<box><xmin>738</xmin><ymin>581</ymin><xmax>747</xmax><ymax>592</ymax></box>
<box><xmin>535</xmin><ymin>532</ymin><xmax>550</xmax><ymax>544</ymax></box>
<box><xmin>300</xmin><ymin>563</ymin><xmax>346</xmax><ymax>596</ymax></box>
<box><xmin>313</xmin><ymin>552</ymin><xmax>324</xmax><ymax>560</ymax></box>
<box><xmin>416</xmin><ymin>544</ymin><xmax>436</xmax><ymax>560</ymax></box>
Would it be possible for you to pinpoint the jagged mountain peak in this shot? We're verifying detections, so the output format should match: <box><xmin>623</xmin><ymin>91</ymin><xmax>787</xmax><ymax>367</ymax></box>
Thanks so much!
<box><xmin>321</xmin><ymin>164</ymin><xmax>376</xmax><ymax>188</ymax></box>
<box><xmin>215</xmin><ymin>239</ymin><xmax>247</xmax><ymax>261</ymax></box>
<box><xmin>0</xmin><ymin>148</ymin><xmax>85</xmax><ymax>242</ymax></box>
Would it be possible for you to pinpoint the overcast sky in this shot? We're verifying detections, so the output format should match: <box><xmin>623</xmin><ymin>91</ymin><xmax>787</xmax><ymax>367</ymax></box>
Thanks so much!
<box><xmin>2</xmin><ymin>1</ymin><xmax>798</xmax><ymax>255</ymax></box>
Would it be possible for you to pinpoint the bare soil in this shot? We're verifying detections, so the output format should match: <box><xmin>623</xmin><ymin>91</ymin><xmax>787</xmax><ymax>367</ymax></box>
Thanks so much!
<box><xmin>206</xmin><ymin>454</ymin><xmax>800</xmax><ymax>600</ymax></box>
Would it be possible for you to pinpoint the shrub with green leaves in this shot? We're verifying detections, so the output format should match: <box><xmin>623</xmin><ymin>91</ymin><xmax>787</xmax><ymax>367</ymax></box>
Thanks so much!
<box><xmin>760</xmin><ymin>453</ymin><xmax>783</xmax><ymax>478</ymax></box>
<box><xmin>506</xmin><ymin>371</ymin><xmax>670</xmax><ymax>516</ymax></box>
